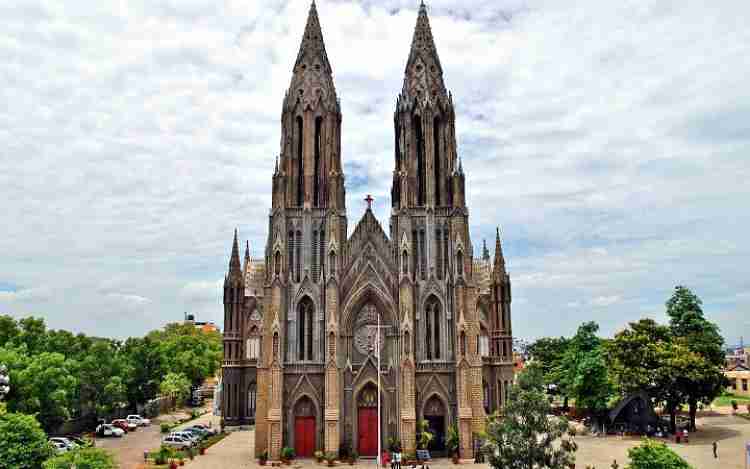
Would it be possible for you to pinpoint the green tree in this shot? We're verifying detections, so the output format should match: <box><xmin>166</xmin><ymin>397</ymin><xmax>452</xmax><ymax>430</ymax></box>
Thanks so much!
<box><xmin>0</xmin><ymin>412</ymin><xmax>54</xmax><ymax>469</ymax></box>
<box><xmin>150</xmin><ymin>323</ymin><xmax>221</xmax><ymax>386</ymax></box>
<box><xmin>527</xmin><ymin>336</ymin><xmax>570</xmax><ymax>404</ymax></box>
<box><xmin>17</xmin><ymin>317</ymin><xmax>48</xmax><ymax>355</ymax></box>
<box><xmin>558</xmin><ymin>322</ymin><xmax>613</xmax><ymax>416</ymax></box>
<box><xmin>0</xmin><ymin>315</ymin><xmax>20</xmax><ymax>347</ymax></box>
<box><xmin>626</xmin><ymin>439</ymin><xmax>693</xmax><ymax>469</ymax></box>
<box><xmin>665</xmin><ymin>286</ymin><xmax>727</xmax><ymax>431</ymax></box>
<box><xmin>159</xmin><ymin>372</ymin><xmax>191</xmax><ymax>409</ymax></box>
<box><xmin>43</xmin><ymin>447</ymin><xmax>118</xmax><ymax>469</ymax></box>
<box><xmin>75</xmin><ymin>340</ymin><xmax>126</xmax><ymax>421</ymax></box>
<box><xmin>11</xmin><ymin>352</ymin><xmax>77</xmax><ymax>431</ymax></box>
<box><xmin>121</xmin><ymin>337</ymin><xmax>163</xmax><ymax>409</ymax></box>
<box><xmin>484</xmin><ymin>366</ymin><xmax>577</xmax><ymax>469</ymax></box>
<box><xmin>607</xmin><ymin>319</ymin><xmax>692</xmax><ymax>433</ymax></box>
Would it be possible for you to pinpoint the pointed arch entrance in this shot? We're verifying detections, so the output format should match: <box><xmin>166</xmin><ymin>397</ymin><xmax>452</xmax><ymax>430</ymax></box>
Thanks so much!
<box><xmin>293</xmin><ymin>396</ymin><xmax>316</xmax><ymax>457</ymax></box>
<box><xmin>423</xmin><ymin>394</ymin><xmax>447</xmax><ymax>453</ymax></box>
<box><xmin>357</xmin><ymin>382</ymin><xmax>379</xmax><ymax>457</ymax></box>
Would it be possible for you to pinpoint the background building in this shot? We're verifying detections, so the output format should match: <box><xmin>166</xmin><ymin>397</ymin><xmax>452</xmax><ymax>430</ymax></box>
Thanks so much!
<box><xmin>220</xmin><ymin>2</ymin><xmax>514</xmax><ymax>460</ymax></box>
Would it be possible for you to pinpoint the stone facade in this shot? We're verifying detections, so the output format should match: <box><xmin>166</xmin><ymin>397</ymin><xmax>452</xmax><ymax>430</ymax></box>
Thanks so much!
<box><xmin>220</xmin><ymin>1</ymin><xmax>515</xmax><ymax>460</ymax></box>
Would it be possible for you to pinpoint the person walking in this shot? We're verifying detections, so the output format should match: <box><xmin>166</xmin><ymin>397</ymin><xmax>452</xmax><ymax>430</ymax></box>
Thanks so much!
<box><xmin>712</xmin><ymin>441</ymin><xmax>718</xmax><ymax>459</ymax></box>
<box><xmin>394</xmin><ymin>447</ymin><xmax>402</xmax><ymax>469</ymax></box>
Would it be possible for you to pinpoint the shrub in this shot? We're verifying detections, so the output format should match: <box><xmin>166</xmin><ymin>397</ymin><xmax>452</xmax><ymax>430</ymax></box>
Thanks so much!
<box><xmin>315</xmin><ymin>450</ymin><xmax>324</xmax><ymax>461</ymax></box>
<box><xmin>0</xmin><ymin>412</ymin><xmax>53</xmax><ymax>469</ymax></box>
<box><xmin>281</xmin><ymin>447</ymin><xmax>295</xmax><ymax>460</ymax></box>
<box><xmin>731</xmin><ymin>400</ymin><xmax>738</xmax><ymax>411</ymax></box>
<box><xmin>627</xmin><ymin>439</ymin><xmax>693</xmax><ymax>469</ymax></box>
<box><xmin>43</xmin><ymin>448</ymin><xmax>117</xmax><ymax>469</ymax></box>
<box><xmin>161</xmin><ymin>422</ymin><xmax>172</xmax><ymax>433</ymax></box>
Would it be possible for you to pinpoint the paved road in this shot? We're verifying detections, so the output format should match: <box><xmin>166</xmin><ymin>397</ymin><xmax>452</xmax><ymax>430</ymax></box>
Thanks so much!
<box><xmin>96</xmin><ymin>409</ymin><xmax>218</xmax><ymax>469</ymax></box>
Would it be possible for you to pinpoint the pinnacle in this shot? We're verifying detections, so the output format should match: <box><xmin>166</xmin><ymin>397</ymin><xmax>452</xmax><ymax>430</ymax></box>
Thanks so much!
<box><xmin>494</xmin><ymin>226</ymin><xmax>505</xmax><ymax>274</ymax></box>
<box><xmin>229</xmin><ymin>229</ymin><xmax>242</xmax><ymax>278</ymax></box>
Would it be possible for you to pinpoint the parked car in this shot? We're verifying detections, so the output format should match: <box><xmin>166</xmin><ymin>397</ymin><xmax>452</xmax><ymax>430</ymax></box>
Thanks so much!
<box><xmin>169</xmin><ymin>431</ymin><xmax>199</xmax><ymax>444</ymax></box>
<box><xmin>126</xmin><ymin>414</ymin><xmax>151</xmax><ymax>426</ymax></box>
<box><xmin>50</xmin><ymin>440</ymin><xmax>70</xmax><ymax>454</ymax></box>
<box><xmin>49</xmin><ymin>437</ymin><xmax>78</xmax><ymax>450</ymax></box>
<box><xmin>67</xmin><ymin>436</ymin><xmax>94</xmax><ymax>448</ymax></box>
<box><xmin>191</xmin><ymin>423</ymin><xmax>217</xmax><ymax>435</ymax></box>
<box><xmin>96</xmin><ymin>424</ymin><xmax>125</xmax><ymax>438</ymax></box>
<box><xmin>183</xmin><ymin>426</ymin><xmax>210</xmax><ymax>439</ymax></box>
<box><xmin>162</xmin><ymin>435</ymin><xmax>193</xmax><ymax>449</ymax></box>
<box><xmin>112</xmin><ymin>419</ymin><xmax>137</xmax><ymax>432</ymax></box>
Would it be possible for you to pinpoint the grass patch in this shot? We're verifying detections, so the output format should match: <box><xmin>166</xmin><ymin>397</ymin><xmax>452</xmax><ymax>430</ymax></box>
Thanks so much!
<box><xmin>712</xmin><ymin>393</ymin><xmax>750</xmax><ymax>407</ymax></box>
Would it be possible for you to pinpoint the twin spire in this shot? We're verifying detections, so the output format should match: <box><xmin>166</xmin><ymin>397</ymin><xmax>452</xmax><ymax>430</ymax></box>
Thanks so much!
<box><xmin>291</xmin><ymin>1</ymin><xmax>444</xmax><ymax>99</ymax></box>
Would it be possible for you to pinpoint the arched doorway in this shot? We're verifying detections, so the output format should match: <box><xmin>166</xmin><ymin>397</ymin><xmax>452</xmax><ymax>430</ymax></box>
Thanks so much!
<box><xmin>357</xmin><ymin>383</ymin><xmax>379</xmax><ymax>457</ymax></box>
<box><xmin>423</xmin><ymin>395</ymin><xmax>447</xmax><ymax>454</ymax></box>
<box><xmin>293</xmin><ymin>396</ymin><xmax>316</xmax><ymax>457</ymax></box>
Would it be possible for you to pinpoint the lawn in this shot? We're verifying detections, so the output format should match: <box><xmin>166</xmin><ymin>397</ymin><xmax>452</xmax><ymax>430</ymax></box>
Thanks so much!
<box><xmin>712</xmin><ymin>393</ymin><xmax>750</xmax><ymax>407</ymax></box>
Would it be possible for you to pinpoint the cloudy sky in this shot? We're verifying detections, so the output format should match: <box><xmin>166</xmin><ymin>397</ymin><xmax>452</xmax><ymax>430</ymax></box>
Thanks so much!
<box><xmin>1</xmin><ymin>0</ymin><xmax>748</xmax><ymax>344</ymax></box>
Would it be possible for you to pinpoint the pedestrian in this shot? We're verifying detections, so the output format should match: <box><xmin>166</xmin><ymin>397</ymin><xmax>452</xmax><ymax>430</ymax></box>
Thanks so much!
<box><xmin>712</xmin><ymin>441</ymin><xmax>718</xmax><ymax>458</ymax></box>
<box><xmin>394</xmin><ymin>447</ymin><xmax>402</xmax><ymax>469</ymax></box>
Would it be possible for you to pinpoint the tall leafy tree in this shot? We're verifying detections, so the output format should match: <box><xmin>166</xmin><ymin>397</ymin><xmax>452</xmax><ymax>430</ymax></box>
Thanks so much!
<box><xmin>607</xmin><ymin>319</ymin><xmax>691</xmax><ymax>433</ymax></box>
<box><xmin>484</xmin><ymin>365</ymin><xmax>578</xmax><ymax>469</ymax></box>
<box><xmin>160</xmin><ymin>372</ymin><xmax>191</xmax><ymax>410</ymax></box>
<box><xmin>527</xmin><ymin>336</ymin><xmax>570</xmax><ymax>405</ymax></box>
<box><xmin>665</xmin><ymin>286</ymin><xmax>727</xmax><ymax>430</ymax></box>
<box><xmin>558</xmin><ymin>322</ymin><xmax>613</xmax><ymax>416</ymax></box>
<box><xmin>11</xmin><ymin>352</ymin><xmax>77</xmax><ymax>432</ymax></box>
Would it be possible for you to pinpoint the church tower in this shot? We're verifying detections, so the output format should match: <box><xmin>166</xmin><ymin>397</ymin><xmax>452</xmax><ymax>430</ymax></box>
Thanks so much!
<box><xmin>257</xmin><ymin>1</ymin><xmax>347</xmax><ymax>460</ymax></box>
<box><xmin>389</xmin><ymin>2</ymin><xmax>483</xmax><ymax>458</ymax></box>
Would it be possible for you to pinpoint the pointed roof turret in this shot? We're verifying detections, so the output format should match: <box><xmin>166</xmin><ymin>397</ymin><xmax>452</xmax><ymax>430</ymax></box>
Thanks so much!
<box><xmin>482</xmin><ymin>239</ymin><xmax>490</xmax><ymax>261</ymax></box>
<box><xmin>228</xmin><ymin>229</ymin><xmax>243</xmax><ymax>281</ymax></box>
<box><xmin>401</xmin><ymin>1</ymin><xmax>447</xmax><ymax>100</ymax></box>
<box><xmin>286</xmin><ymin>1</ymin><xmax>338</xmax><ymax>111</ymax></box>
<box><xmin>244</xmin><ymin>240</ymin><xmax>251</xmax><ymax>264</ymax></box>
<box><xmin>493</xmin><ymin>227</ymin><xmax>506</xmax><ymax>277</ymax></box>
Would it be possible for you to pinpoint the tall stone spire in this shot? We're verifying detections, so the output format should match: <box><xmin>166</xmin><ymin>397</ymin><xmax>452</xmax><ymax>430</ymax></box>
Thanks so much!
<box><xmin>228</xmin><ymin>229</ymin><xmax>243</xmax><ymax>280</ymax></box>
<box><xmin>401</xmin><ymin>1</ymin><xmax>446</xmax><ymax>100</ymax></box>
<box><xmin>493</xmin><ymin>227</ymin><xmax>506</xmax><ymax>276</ymax></box>
<box><xmin>482</xmin><ymin>239</ymin><xmax>490</xmax><ymax>261</ymax></box>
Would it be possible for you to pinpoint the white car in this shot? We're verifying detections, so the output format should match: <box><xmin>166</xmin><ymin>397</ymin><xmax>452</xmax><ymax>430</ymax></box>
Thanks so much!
<box><xmin>49</xmin><ymin>437</ymin><xmax>78</xmax><ymax>450</ymax></box>
<box><xmin>96</xmin><ymin>424</ymin><xmax>125</xmax><ymax>438</ymax></box>
<box><xmin>169</xmin><ymin>431</ymin><xmax>199</xmax><ymax>444</ymax></box>
<box><xmin>126</xmin><ymin>414</ymin><xmax>151</xmax><ymax>426</ymax></box>
<box><xmin>163</xmin><ymin>435</ymin><xmax>193</xmax><ymax>449</ymax></box>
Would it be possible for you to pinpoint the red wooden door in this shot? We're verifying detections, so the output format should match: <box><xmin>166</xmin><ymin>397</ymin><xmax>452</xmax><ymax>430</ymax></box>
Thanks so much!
<box><xmin>358</xmin><ymin>408</ymin><xmax>378</xmax><ymax>456</ymax></box>
<box><xmin>295</xmin><ymin>416</ymin><xmax>315</xmax><ymax>457</ymax></box>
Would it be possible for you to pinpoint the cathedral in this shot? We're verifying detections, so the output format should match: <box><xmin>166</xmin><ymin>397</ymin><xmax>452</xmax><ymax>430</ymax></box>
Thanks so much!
<box><xmin>220</xmin><ymin>1</ymin><xmax>514</xmax><ymax>461</ymax></box>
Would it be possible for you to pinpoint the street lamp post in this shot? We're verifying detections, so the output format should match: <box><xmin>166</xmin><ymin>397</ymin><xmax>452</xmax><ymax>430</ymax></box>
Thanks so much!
<box><xmin>368</xmin><ymin>318</ymin><xmax>390</xmax><ymax>468</ymax></box>
<box><xmin>0</xmin><ymin>364</ymin><xmax>10</xmax><ymax>401</ymax></box>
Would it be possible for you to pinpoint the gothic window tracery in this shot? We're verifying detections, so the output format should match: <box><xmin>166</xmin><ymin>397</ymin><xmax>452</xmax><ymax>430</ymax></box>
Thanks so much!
<box><xmin>314</xmin><ymin>116</ymin><xmax>323</xmax><ymax>207</ymax></box>
<box><xmin>353</xmin><ymin>304</ymin><xmax>385</xmax><ymax>356</ymax></box>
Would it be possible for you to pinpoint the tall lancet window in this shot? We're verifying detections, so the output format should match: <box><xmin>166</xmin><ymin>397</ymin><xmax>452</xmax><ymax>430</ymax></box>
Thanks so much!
<box><xmin>424</xmin><ymin>296</ymin><xmax>441</xmax><ymax>360</ymax></box>
<box><xmin>433</xmin><ymin>117</ymin><xmax>441</xmax><ymax>206</ymax></box>
<box><xmin>414</xmin><ymin>115</ymin><xmax>425</xmax><ymax>206</ymax></box>
<box><xmin>314</xmin><ymin>116</ymin><xmax>322</xmax><ymax>207</ymax></box>
<box><xmin>298</xmin><ymin>297</ymin><xmax>314</xmax><ymax>361</ymax></box>
<box><xmin>296</xmin><ymin>116</ymin><xmax>304</xmax><ymax>207</ymax></box>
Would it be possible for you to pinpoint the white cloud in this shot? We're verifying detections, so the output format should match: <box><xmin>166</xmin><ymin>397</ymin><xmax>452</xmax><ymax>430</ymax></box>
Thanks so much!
<box><xmin>0</xmin><ymin>0</ymin><xmax>748</xmax><ymax>344</ymax></box>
